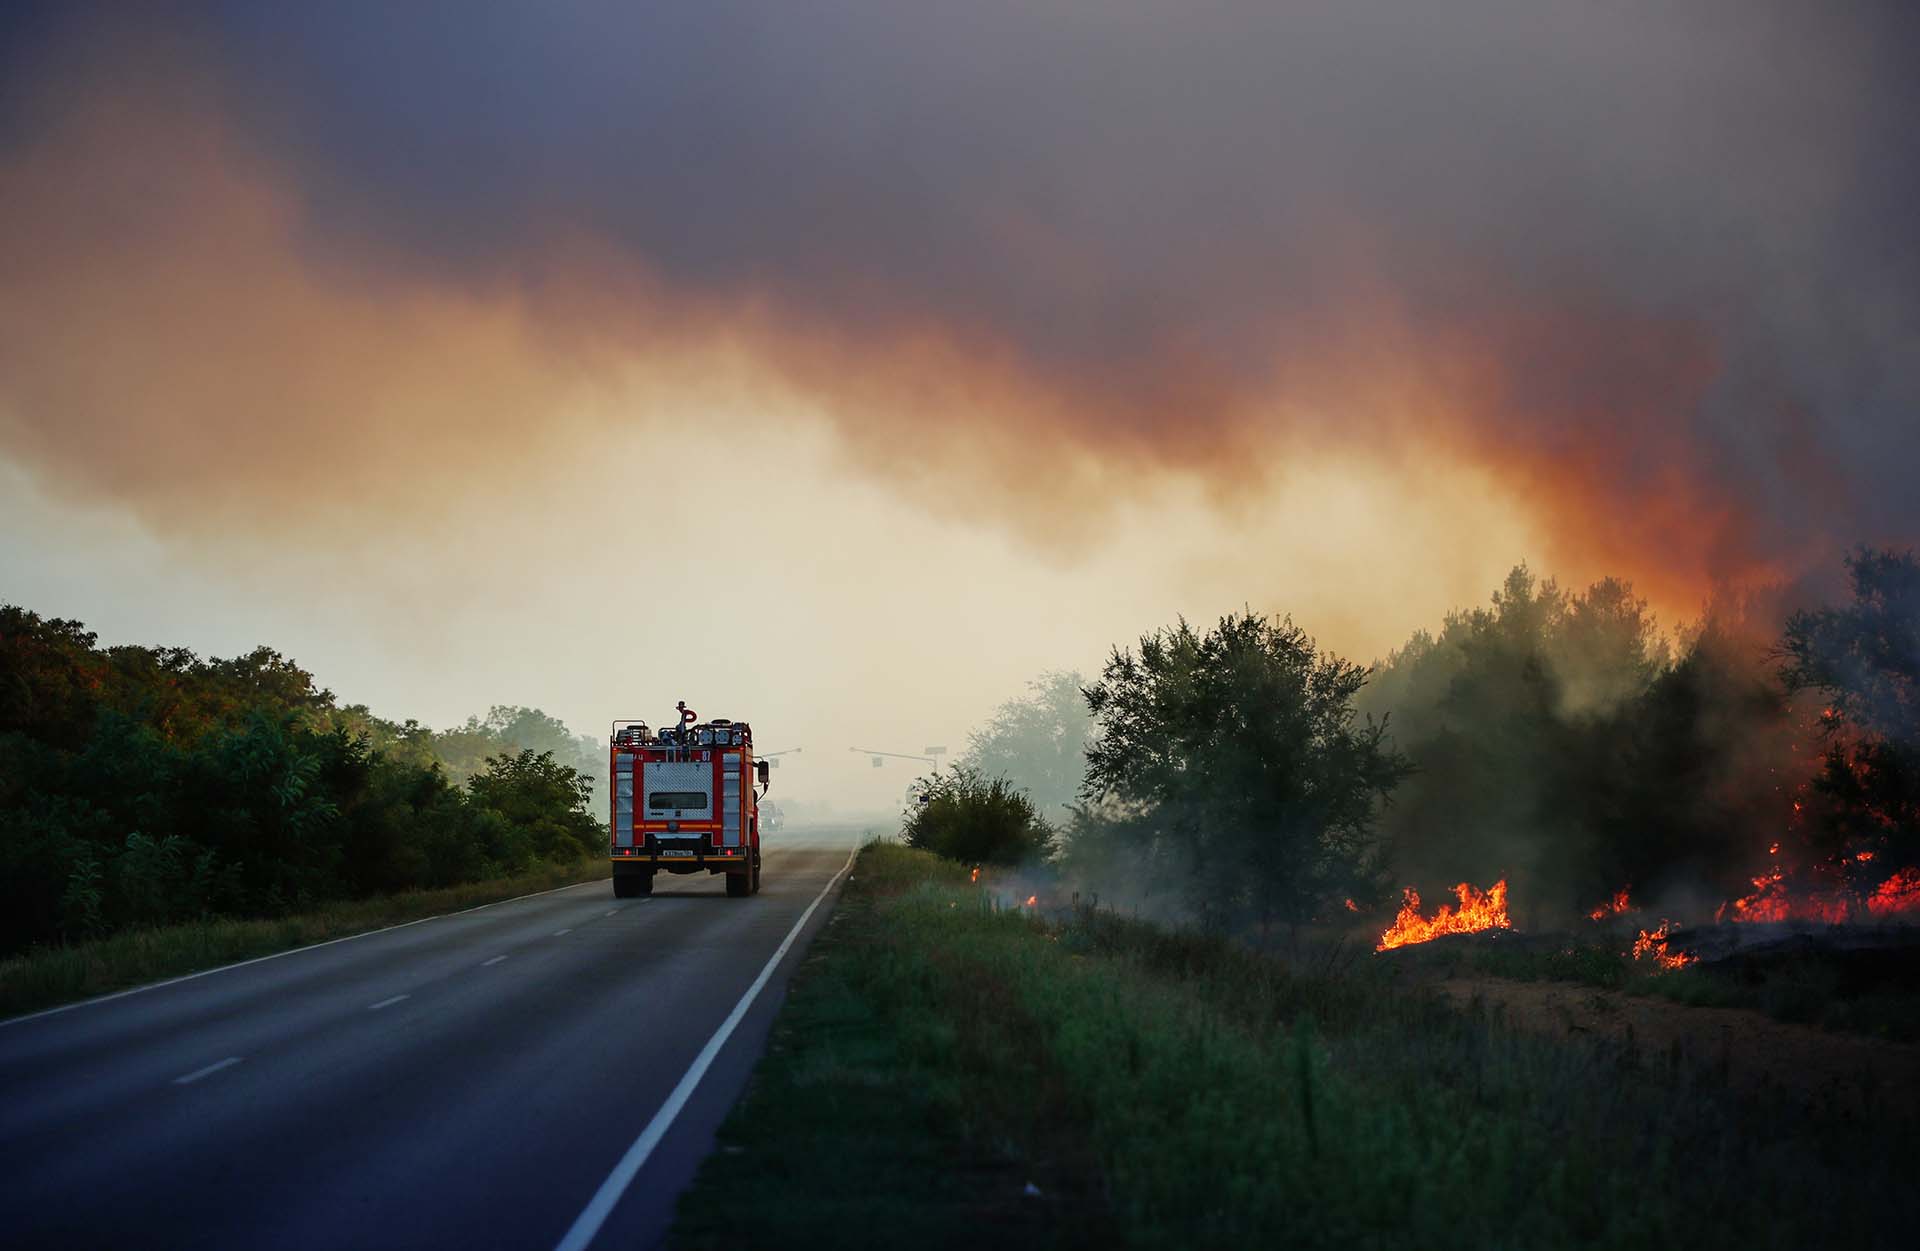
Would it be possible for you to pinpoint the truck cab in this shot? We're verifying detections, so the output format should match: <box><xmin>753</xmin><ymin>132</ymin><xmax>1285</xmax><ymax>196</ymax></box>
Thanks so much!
<box><xmin>608</xmin><ymin>706</ymin><xmax>769</xmax><ymax>898</ymax></box>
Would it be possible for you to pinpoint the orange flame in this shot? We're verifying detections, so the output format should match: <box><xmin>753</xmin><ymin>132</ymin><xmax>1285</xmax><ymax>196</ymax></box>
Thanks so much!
<box><xmin>970</xmin><ymin>866</ymin><xmax>979</xmax><ymax>884</ymax></box>
<box><xmin>1587</xmin><ymin>889</ymin><xmax>1632</xmax><ymax>921</ymax></box>
<box><xmin>1375</xmin><ymin>880</ymin><xmax>1510</xmax><ymax>952</ymax></box>
<box><xmin>1631</xmin><ymin>920</ymin><xmax>1697</xmax><ymax>970</ymax></box>
<box><xmin>1025</xmin><ymin>894</ymin><xmax>1037</xmax><ymax>908</ymax></box>
<box><xmin>1344</xmin><ymin>898</ymin><xmax>1360</xmax><ymax>913</ymax></box>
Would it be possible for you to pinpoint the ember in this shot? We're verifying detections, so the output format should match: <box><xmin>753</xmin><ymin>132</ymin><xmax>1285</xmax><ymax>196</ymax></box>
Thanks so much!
<box><xmin>1376</xmin><ymin>879</ymin><xmax>1510</xmax><ymax>952</ymax></box>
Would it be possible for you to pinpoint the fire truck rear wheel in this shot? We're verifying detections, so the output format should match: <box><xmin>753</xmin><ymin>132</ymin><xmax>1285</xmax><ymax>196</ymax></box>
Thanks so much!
<box><xmin>750</xmin><ymin>854</ymin><xmax>762</xmax><ymax>894</ymax></box>
<box><xmin>613</xmin><ymin>872</ymin><xmax>653</xmax><ymax>899</ymax></box>
<box><xmin>726</xmin><ymin>870</ymin><xmax>751</xmax><ymax>898</ymax></box>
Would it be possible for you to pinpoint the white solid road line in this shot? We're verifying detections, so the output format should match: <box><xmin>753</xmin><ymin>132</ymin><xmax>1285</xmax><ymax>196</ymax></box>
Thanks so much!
<box><xmin>173</xmin><ymin>1057</ymin><xmax>243</xmax><ymax>1085</ymax></box>
<box><xmin>1</xmin><ymin>876</ymin><xmax>612</xmax><ymax>1030</ymax></box>
<box><xmin>367</xmin><ymin>995</ymin><xmax>409</xmax><ymax>1011</ymax></box>
<box><xmin>553</xmin><ymin>846</ymin><xmax>858</xmax><ymax>1251</ymax></box>
<box><xmin>482</xmin><ymin>955</ymin><xmax>508</xmax><ymax>967</ymax></box>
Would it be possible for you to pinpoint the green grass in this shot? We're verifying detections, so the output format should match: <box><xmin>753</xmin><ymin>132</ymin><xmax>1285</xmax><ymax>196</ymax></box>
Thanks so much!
<box><xmin>0</xmin><ymin>858</ymin><xmax>610</xmax><ymax>1020</ymax></box>
<box><xmin>673</xmin><ymin>844</ymin><xmax>1915</xmax><ymax>1250</ymax></box>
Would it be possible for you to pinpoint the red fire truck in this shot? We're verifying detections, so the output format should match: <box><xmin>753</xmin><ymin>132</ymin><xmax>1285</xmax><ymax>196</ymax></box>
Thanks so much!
<box><xmin>608</xmin><ymin>703</ymin><xmax>769</xmax><ymax>898</ymax></box>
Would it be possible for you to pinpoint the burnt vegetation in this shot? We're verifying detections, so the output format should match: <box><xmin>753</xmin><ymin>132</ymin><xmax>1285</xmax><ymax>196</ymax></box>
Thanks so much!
<box><xmin>0</xmin><ymin>606</ymin><xmax>605</xmax><ymax>956</ymax></box>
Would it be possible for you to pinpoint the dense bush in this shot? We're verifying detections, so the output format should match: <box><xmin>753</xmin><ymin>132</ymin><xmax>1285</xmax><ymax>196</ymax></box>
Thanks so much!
<box><xmin>0</xmin><ymin>605</ymin><xmax>605</xmax><ymax>955</ymax></box>
<box><xmin>902</xmin><ymin>767</ymin><xmax>1055</xmax><ymax>866</ymax></box>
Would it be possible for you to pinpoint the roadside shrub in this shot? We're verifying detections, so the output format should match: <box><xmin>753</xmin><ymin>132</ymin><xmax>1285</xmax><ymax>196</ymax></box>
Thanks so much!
<box><xmin>902</xmin><ymin>767</ymin><xmax>1055</xmax><ymax>866</ymax></box>
<box><xmin>0</xmin><ymin>604</ymin><xmax>607</xmax><ymax>956</ymax></box>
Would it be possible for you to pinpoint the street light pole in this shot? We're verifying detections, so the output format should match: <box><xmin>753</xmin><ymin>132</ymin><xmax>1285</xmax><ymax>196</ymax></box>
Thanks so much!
<box><xmin>850</xmin><ymin>746</ymin><xmax>939</xmax><ymax>769</ymax></box>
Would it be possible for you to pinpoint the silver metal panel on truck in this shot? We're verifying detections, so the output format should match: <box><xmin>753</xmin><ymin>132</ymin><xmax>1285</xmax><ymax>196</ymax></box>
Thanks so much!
<box><xmin>722</xmin><ymin>751</ymin><xmax>742</xmax><ymax>846</ymax></box>
<box><xmin>614</xmin><ymin>753</ymin><xmax>635</xmax><ymax>846</ymax></box>
<box><xmin>642</xmin><ymin>759</ymin><xmax>714</xmax><ymax>827</ymax></box>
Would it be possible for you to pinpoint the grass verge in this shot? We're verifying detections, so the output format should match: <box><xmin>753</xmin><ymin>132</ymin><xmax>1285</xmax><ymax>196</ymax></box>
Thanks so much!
<box><xmin>0</xmin><ymin>858</ymin><xmax>609</xmax><ymax>1021</ymax></box>
<box><xmin>1463</xmin><ymin>939</ymin><xmax>1920</xmax><ymax>1042</ymax></box>
<box><xmin>673</xmin><ymin>843</ymin><xmax>1915</xmax><ymax>1250</ymax></box>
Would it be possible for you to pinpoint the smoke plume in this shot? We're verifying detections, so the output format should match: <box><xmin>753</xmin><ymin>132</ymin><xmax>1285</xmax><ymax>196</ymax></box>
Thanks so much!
<box><xmin>2</xmin><ymin>2</ymin><xmax>1916</xmax><ymax>595</ymax></box>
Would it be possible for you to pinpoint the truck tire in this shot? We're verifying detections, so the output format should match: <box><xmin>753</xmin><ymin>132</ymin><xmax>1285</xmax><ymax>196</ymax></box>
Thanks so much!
<box><xmin>750</xmin><ymin>853</ymin><xmax>762</xmax><ymax>894</ymax></box>
<box><xmin>726</xmin><ymin>870</ymin><xmax>751</xmax><ymax>898</ymax></box>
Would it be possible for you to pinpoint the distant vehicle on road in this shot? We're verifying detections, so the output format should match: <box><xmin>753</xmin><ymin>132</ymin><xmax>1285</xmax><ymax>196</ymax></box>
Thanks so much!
<box><xmin>608</xmin><ymin>702</ymin><xmax>772</xmax><ymax>898</ymax></box>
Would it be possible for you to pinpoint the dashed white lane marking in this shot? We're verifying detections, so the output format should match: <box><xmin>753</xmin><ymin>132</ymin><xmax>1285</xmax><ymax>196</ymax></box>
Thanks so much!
<box><xmin>482</xmin><ymin>955</ymin><xmax>508</xmax><ymax>967</ymax></box>
<box><xmin>173</xmin><ymin>1057</ymin><xmax>243</xmax><ymax>1085</ymax></box>
<box><xmin>554</xmin><ymin>845</ymin><xmax>858</xmax><ymax>1251</ymax></box>
<box><xmin>367</xmin><ymin>995</ymin><xmax>409</xmax><ymax>1011</ymax></box>
<box><xmin>554</xmin><ymin>929</ymin><xmax>572</xmax><ymax>937</ymax></box>
<box><xmin>604</xmin><ymin>909</ymin><xmax>619</xmax><ymax>918</ymax></box>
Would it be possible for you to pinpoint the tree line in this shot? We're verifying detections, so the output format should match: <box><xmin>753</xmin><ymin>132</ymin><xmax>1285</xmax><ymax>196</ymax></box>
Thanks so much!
<box><xmin>0</xmin><ymin>607</ymin><xmax>605</xmax><ymax>954</ymax></box>
<box><xmin>933</xmin><ymin>548</ymin><xmax>1919</xmax><ymax>937</ymax></box>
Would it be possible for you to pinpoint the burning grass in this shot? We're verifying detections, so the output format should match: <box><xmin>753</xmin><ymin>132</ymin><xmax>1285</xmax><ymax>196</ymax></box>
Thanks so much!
<box><xmin>671</xmin><ymin>844</ymin><xmax>1916</xmax><ymax>1250</ymax></box>
<box><xmin>1375</xmin><ymin>878</ymin><xmax>1510</xmax><ymax>951</ymax></box>
<box><xmin>1629</xmin><ymin>921</ymin><xmax>1696</xmax><ymax>970</ymax></box>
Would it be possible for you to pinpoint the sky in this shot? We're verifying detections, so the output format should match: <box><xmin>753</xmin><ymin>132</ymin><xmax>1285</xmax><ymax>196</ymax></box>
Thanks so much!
<box><xmin>2</xmin><ymin>2</ymin><xmax>1916</xmax><ymax>811</ymax></box>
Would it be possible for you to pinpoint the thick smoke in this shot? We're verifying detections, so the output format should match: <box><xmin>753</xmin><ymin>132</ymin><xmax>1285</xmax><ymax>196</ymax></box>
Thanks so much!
<box><xmin>2</xmin><ymin>2</ymin><xmax>1916</xmax><ymax>585</ymax></box>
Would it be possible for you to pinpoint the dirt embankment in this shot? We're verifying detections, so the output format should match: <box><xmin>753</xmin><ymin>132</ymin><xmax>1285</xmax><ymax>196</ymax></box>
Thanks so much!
<box><xmin>1440</xmin><ymin>976</ymin><xmax>1920</xmax><ymax>1120</ymax></box>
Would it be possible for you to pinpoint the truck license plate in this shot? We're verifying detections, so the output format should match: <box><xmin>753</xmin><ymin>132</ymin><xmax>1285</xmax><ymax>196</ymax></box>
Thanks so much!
<box><xmin>661</xmin><ymin>849</ymin><xmax>695</xmax><ymax>858</ymax></box>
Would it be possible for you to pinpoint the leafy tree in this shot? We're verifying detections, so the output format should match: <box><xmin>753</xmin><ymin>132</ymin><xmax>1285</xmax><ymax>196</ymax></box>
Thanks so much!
<box><xmin>432</xmin><ymin>705</ymin><xmax>606</xmax><ymax>816</ymax></box>
<box><xmin>0</xmin><ymin>604</ymin><xmax>611</xmax><ymax>954</ymax></box>
<box><xmin>902</xmin><ymin>766</ymin><xmax>1055</xmax><ymax>866</ymax></box>
<box><xmin>956</xmin><ymin>671</ymin><xmax>1092</xmax><ymax>822</ymax></box>
<box><xmin>466</xmin><ymin>749</ymin><xmax>603</xmax><ymax>863</ymax></box>
<box><xmin>1356</xmin><ymin>566</ymin><xmax>1694</xmax><ymax>922</ymax></box>
<box><xmin>1080</xmin><ymin>612</ymin><xmax>1409</xmax><ymax>937</ymax></box>
<box><xmin>0</xmin><ymin>608</ymin><xmax>107</xmax><ymax>749</ymax></box>
<box><xmin>1780</xmin><ymin>547</ymin><xmax>1920</xmax><ymax>877</ymax></box>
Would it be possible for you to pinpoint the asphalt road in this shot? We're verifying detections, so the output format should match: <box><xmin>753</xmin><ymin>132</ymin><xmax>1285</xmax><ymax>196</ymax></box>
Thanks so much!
<box><xmin>0</xmin><ymin>823</ymin><xmax>871</xmax><ymax>1250</ymax></box>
